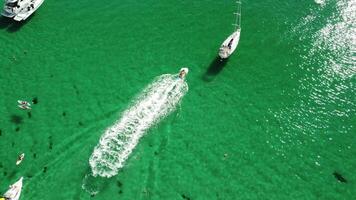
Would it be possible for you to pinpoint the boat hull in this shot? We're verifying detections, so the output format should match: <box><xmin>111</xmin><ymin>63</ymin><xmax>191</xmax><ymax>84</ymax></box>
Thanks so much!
<box><xmin>219</xmin><ymin>30</ymin><xmax>241</xmax><ymax>59</ymax></box>
<box><xmin>1</xmin><ymin>0</ymin><xmax>44</xmax><ymax>21</ymax></box>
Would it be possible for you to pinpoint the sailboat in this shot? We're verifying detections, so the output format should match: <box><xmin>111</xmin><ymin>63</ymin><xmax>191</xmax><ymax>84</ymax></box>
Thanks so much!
<box><xmin>219</xmin><ymin>0</ymin><xmax>242</xmax><ymax>59</ymax></box>
<box><xmin>1</xmin><ymin>0</ymin><xmax>44</xmax><ymax>21</ymax></box>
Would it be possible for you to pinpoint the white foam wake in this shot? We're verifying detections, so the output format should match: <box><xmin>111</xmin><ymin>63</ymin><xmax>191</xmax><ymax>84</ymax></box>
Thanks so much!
<box><xmin>89</xmin><ymin>73</ymin><xmax>188</xmax><ymax>178</ymax></box>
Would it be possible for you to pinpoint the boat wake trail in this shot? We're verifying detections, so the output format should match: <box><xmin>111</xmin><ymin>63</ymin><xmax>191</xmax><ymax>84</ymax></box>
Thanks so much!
<box><xmin>89</xmin><ymin>72</ymin><xmax>188</xmax><ymax>178</ymax></box>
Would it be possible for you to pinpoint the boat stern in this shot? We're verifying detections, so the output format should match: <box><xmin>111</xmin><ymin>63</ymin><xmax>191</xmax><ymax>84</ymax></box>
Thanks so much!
<box><xmin>1</xmin><ymin>6</ymin><xmax>16</xmax><ymax>18</ymax></box>
<box><xmin>219</xmin><ymin>46</ymin><xmax>230</xmax><ymax>59</ymax></box>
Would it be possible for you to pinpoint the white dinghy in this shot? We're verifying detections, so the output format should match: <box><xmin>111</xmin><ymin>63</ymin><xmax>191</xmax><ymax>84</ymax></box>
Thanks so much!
<box><xmin>219</xmin><ymin>0</ymin><xmax>242</xmax><ymax>59</ymax></box>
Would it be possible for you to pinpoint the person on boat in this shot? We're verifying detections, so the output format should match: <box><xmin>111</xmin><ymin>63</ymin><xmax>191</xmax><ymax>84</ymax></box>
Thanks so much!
<box><xmin>0</xmin><ymin>196</ymin><xmax>10</xmax><ymax>200</ymax></box>
<box><xmin>227</xmin><ymin>38</ymin><xmax>234</xmax><ymax>49</ymax></box>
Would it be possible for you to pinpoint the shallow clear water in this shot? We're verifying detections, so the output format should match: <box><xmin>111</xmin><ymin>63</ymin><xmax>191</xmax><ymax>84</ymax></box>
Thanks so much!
<box><xmin>0</xmin><ymin>0</ymin><xmax>355</xmax><ymax>199</ymax></box>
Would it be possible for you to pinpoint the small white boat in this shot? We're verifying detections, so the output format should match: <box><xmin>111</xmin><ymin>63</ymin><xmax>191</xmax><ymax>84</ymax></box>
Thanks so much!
<box><xmin>16</xmin><ymin>153</ymin><xmax>25</xmax><ymax>165</ymax></box>
<box><xmin>3</xmin><ymin>177</ymin><xmax>23</xmax><ymax>200</ymax></box>
<box><xmin>1</xmin><ymin>0</ymin><xmax>44</xmax><ymax>21</ymax></box>
<box><xmin>218</xmin><ymin>0</ymin><xmax>242</xmax><ymax>59</ymax></box>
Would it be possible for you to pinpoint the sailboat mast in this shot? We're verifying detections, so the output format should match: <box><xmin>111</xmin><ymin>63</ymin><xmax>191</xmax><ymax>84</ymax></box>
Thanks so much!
<box><xmin>233</xmin><ymin>0</ymin><xmax>242</xmax><ymax>31</ymax></box>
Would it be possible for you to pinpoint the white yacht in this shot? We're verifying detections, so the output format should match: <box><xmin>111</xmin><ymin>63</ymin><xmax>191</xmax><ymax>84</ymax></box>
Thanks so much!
<box><xmin>1</xmin><ymin>0</ymin><xmax>44</xmax><ymax>21</ymax></box>
<box><xmin>219</xmin><ymin>0</ymin><xmax>242</xmax><ymax>59</ymax></box>
<box><xmin>2</xmin><ymin>177</ymin><xmax>23</xmax><ymax>200</ymax></box>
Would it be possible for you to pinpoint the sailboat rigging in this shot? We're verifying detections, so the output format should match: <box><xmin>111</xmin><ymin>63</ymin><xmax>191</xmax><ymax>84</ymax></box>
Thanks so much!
<box><xmin>219</xmin><ymin>0</ymin><xmax>242</xmax><ymax>59</ymax></box>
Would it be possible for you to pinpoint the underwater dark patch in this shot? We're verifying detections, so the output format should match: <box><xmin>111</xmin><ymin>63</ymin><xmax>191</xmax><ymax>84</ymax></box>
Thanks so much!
<box><xmin>73</xmin><ymin>85</ymin><xmax>79</xmax><ymax>95</ymax></box>
<box><xmin>10</xmin><ymin>115</ymin><xmax>23</xmax><ymax>124</ymax></box>
<box><xmin>181</xmin><ymin>194</ymin><xmax>191</xmax><ymax>200</ymax></box>
<box><xmin>32</xmin><ymin>97</ymin><xmax>38</xmax><ymax>104</ymax></box>
<box><xmin>333</xmin><ymin>172</ymin><xmax>347</xmax><ymax>183</ymax></box>
<box><xmin>116</xmin><ymin>180</ymin><xmax>123</xmax><ymax>188</ymax></box>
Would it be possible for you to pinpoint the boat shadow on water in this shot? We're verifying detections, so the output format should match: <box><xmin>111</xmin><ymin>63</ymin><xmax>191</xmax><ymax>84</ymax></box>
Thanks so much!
<box><xmin>202</xmin><ymin>56</ymin><xmax>229</xmax><ymax>82</ymax></box>
<box><xmin>0</xmin><ymin>14</ymin><xmax>35</xmax><ymax>32</ymax></box>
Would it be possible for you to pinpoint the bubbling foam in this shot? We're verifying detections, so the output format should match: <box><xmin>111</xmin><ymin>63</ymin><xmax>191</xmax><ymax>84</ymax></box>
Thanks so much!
<box><xmin>89</xmin><ymin>74</ymin><xmax>188</xmax><ymax>177</ymax></box>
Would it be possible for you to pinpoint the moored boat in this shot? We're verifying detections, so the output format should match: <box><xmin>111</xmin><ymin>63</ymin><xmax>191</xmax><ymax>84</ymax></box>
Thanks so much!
<box><xmin>1</xmin><ymin>0</ymin><xmax>44</xmax><ymax>21</ymax></box>
<box><xmin>218</xmin><ymin>0</ymin><xmax>242</xmax><ymax>59</ymax></box>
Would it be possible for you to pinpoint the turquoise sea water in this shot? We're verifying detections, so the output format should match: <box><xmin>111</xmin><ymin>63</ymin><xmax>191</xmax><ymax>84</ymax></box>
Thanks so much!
<box><xmin>0</xmin><ymin>0</ymin><xmax>355</xmax><ymax>199</ymax></box>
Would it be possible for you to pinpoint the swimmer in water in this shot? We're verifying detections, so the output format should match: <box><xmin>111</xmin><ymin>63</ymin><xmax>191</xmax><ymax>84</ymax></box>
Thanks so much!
<box><xmin>178</xmin><ymin>68</ymin><xmax>189</xmax><ymax>79</ymax></box>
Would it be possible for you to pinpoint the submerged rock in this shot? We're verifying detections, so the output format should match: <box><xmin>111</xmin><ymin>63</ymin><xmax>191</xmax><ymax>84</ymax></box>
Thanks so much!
<box><xmin>10</xmin><ymin>115</ymin><xmax>23</xmax><ymax>124</ymax></box>
<box><xmin>32</xmin><ymin>97</ymin><xmax>38</xmax><ymax>104</ymax></box>
<box><xmin>333</xmin><ymin>172</ymin><xmax>347</xmax><ymax>183</ymax></box>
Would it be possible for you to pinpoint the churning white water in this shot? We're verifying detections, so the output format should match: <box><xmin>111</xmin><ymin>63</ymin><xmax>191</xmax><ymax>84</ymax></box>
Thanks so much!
<box><xmin>89</xmin><ymin>73</ymin><xmax>188</xmax><ymax>178</ymax></box>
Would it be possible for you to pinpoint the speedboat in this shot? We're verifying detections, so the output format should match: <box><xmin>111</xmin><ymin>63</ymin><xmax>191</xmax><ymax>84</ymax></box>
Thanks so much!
<box><xmin>2</xmin><ymin>177</ymin><xmax>23</xmax><ymax>200</ymax></box>
<box><xmin>1</xmin><ymin>0</ymin><xmax>44</xmax><ymax>21</ymax></box>
<box><xmin>218</xmin><ymin>30</ymin><xmax>241</xmax><ymax>59</ymax></box>
<box><xmin>178</xmin><ymin>68</ymin><xmax>189</xmax><ymax>79</ymax></box>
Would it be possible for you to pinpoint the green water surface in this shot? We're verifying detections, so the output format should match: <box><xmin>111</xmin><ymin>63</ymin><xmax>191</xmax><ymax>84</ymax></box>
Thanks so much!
<box><xmin>0</xmin><ymin>0</ymin><xmax>355</xmax><ymax>199</ymax></box>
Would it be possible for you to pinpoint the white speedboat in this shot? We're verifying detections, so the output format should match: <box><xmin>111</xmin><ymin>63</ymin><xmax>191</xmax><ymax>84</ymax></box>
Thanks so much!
<box><xmin>3</xmin><ymin>177</ymin><xmax>23</xmax><ymax>200</ymax></box>
<box><xmin>218</xmin><ymin>0</ymin><xmax>242</xmax><ymax>59</ymax></box>
<box><xmin>1</xmin><ymin>0</ymin><xmax>44</xmax><ymax>21</ymax></box>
